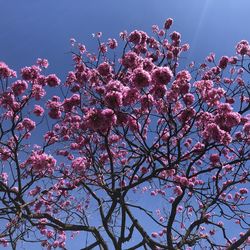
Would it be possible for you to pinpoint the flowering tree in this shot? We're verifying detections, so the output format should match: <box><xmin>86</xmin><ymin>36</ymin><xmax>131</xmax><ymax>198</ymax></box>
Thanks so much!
<box><xmin>0</xmin><ymin>19</ymin><xmax>249</xmax><ymax>250</ymax></box>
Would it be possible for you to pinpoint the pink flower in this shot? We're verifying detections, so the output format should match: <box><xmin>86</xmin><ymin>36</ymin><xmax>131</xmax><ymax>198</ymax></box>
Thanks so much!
<box><xmin>131</xmin><ymin>68</ymin><xmax>151</xmax><ymax>88</ymax></box>
<box><xmin>152</xmin><ymin>66</ymin><xmax>173</xmax><ymax>85</ymax></box>
<box><xmin>142</xmin><ymin>58</ymin><xmax>154</xmax><ymax>72</ymax></box>
<box><xmin>0</xmin><ymin>238</ymin><xmax>8</xmax><ymax>247</ymax></box>
<box><xmin>150</xmin><ymin>85</ymin><xmax>166</xmax><ymax>99</ymax></box>
<box><xmin>22</xmin><ymin>118</ymin><xmax>36</xmax><ymax>131</ymax></box>
<box><xmin>104</xmin><ymin>91</ymin><xmax>123</xmax><ymax>109</ymax></box>
<box><xmin>63</xmin><ymin>94</ymin><xmax>80</xmax><ymax>112</ymax></box>
<box><xmin>11</xmin><ymin>80</ymin><xmax>28</xmax><ymax>96</ymax></box>
<box><xmin>210</xmin><ymin>154</ymin><xmax>220</xmax><ymax>164</ymax></box>
<box><xmin>178</xmin><ymin>108</ymin><xmax>196</xmax><ymax>124</ymax></box>
<box><xmin>164</xmin><ymin>18</ymin><xmax>173</xmax><ymax>30</ymax></box>
<box><xmin>121</xmin><ymin>51</ymin><xmax>140</xmax><ymax>69</ymax></box>
<box><xmin>107</xmin><ymin>38</ymin><xmax>118</xmax><ymax>49</ymax></box>
<box><xmin>26</xmin><ymin>151</ymin><xmax>56</xmax><ymax>173</ymax></box>
<box><xmin>170</xmin><ymin>31</ymin><xmax>181</xmax><ymax>41</ymax></box>
<box><xmin>78</xmin><ymin>43</ymin><xmax>86</xmax><ymax>54</ymax></box>
<box><xmin>239</xmin><ymin>188</ymin><xmax>248</xmax><ymax>194</ymax></box>
<box><xmin>243</xmin><ymin>122</ymin><xmax>250</xmax><ymax>135</ymax></box>
<box><xmin>218</xmin><ymin>56</ymin><xmax>229</xmax><ymax>69</ymax></box>
<box><xmin>97</xmin><ymin>62</ymin><xmax>112</xmax><ymax>76</ymax></box>
<box><xmin>236</xmin><ymin>40</ymin><xmax>249</xmax><ymax>55</ymax></box>
<box><xmin>183</xmin><ymin>93</ymin><xmax>195</xmax><ymax>106</ymax></box>
<box><xmin>122</xmin><ymin>87</ymin><xmax>140</xmax><ymax>106</ymax></box>
<box><xmin>85</xmin><ymin>108</ymin><xmax>117</xmax><ymax>131</ymax></box>
<box><xmin>174</xmin><ymin>186</ymin><xmax>183</xmax><ymax>196</ymax></box>
<box><xmin>0</xmin><ymin>61</ymin><xmax>16</xmax><ymax>78</ymax></box>
<box><xmin>29</xmin><ymin>186</ymin><xmax>41</xmax><ymax>196</ymax></box>
<box><xmin>33</xmin><ymin>105</ymin><xmax>44</xmax><ymax>116</ymax></box>
<box><xmin>99</xmin><ymin>43</ymin><xmax>108</xmax><ymax>53</ymax></box>
<box><xmin>46</xmin><ymin>74</ymin><xmax>61</xmax><ymax>87</ymax></box>
<box><xmin>176</xmin><ymin>70</ymin><xmax>191</xmax><ymax>82</ymax></box>
<box><xmin>128</xmin><ymin>116</ymin><xmax>141</xmax><ymax>132</ymax></box>
<box><xmin>128</xmin><ymin>30</ymin><xmax>142</xmax><ymax>44</ymax></box>
<box><xmin>32</xmin><ymin>84</ymin><xmax>46</xmax><ymax>100</ymax></box>
<box><xmin>72</xmin><ymin>157</ymin><xmax>87</xmax><ymax>172</ymax></box>
<box><xmin>151</xmin><ymin>232</ymin><xmax>158</xmax><ymax>238</ymax></box>
<box><xmin>36</xmin><ymin>58</ymin><xmax>49</xmax><ymax>68</ymax></box>
<box><xmin>21</xmin><ymin>65</ymin><xmax>41</xmax><ymax>81</ymax></box>
<box><xmin>202</xmin><ymin>123</ymin><xmax>232</xmax><ymax>145</ymax></box>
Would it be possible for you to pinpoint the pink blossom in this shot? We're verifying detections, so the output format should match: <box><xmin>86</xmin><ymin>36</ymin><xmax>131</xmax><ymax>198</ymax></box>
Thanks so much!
<box><xmin>0</xmin><ymin>238</ymin><xmax>8</xmax><ymax>247</ymax></box>
<box><xmin>29</xmin><ymin>186</ymin><xmax>41</xmax><ymax>196</ymax></box>
<box><xmin>0</xmin><ymin>61</ymin><xmax>16</xmax><ymax>78</ymax></box>
<box><xmin>32</xmin><ymin>84</ymin><xmax>46</xmax><ymax>100</ymax></box>
<box><xmin>176</xmin><ymin>70</ymin><xmax>191</xmax><ymax>82</ymax></box>
<box><xmin>46</xmin><ymin>74</ymin><xmax>61</xmax><ymax>87</ymax></box>
<box><xmin>97</xmin><ymin>62</ymin><xmax>112</xmax><ymax>76</ymax></box>
<box><xmin>178</xmin><ymin>108</ymin><xmax>196</xmax><ymax>124</ymax></box>
<box><xmin>150</xmin><ymin>84</ymin><xmax>166</xmax><ymax>99</ymax></box>
<box><xmin>151</xmin><ymin>232</ymin><xmax>159</xmax><ymax>238</ymax></box>
<box><xmin>11</xmin><ymin>80</ymin><xmax>28</xmax><ymax>96</ymax></box>
<box><xmin>0</xmin><ymin>173</ymin><xmax>8</xmax><ymax>185</ymax></box>
<box><xmin>128</xmin><ymin>30</ymin><xmax>142</xmax><ymax>44</ymax></box>
<box><xmin>22</xmin><ymin>118</ymin><xmax>36</xmax><ymax>131</ymax></box>
<box><xmin>122</xmin><ymin>87</ymin><xmax>140</xmax><ymax>106</ymax></box>
<box><xmin>174</xmin><ymin>186</ymin><xmax>183</xmax><ymax>196</ymax></box>
<box><xmin>210</xmin><ymin>154</ymin><xmax>220</xmax><ymax>164</ymax></box>
<box><xmin>142</xmin><ymin>58</ymin><xmax>154</xmax><ymax>72</ymax></box>
<box><xmin>26</xmin><ymin>151</ymin><xmax>56</xmax><ymax>173</ymax></box>
<box><xmin>128</xmin><ymin>116</ymin><xmax>141</xmax><ymax>132</ymax></box>
<box><xmin>202</xmin><ymin>123</ymin><xmax>232</xmax><ymax>145</ymax></box>
<box><xmin>99</xmin><ymin>43</ymin><xmax>107</xmax><ymax>53</ymax></box>
<box><xmin>121</xmin><ymin>51</ymin><xmax>140</xmax><ymax>69</ymax></box>
<box><xmin>243</xmin><ymin>122</ymin><xmax>250</xmax><ymax>135</ymax></box>
<box><xmin>164</xmin><ymin>18</ymin><xmax>173</xmax><ymax>30</ymax></box>
<box><xmin>152</xmin><ymin>66</ymin><xmax>173</xmax><ymax>85</ymax></box>
<box><xmin>72</xmin><ymin>157</ymin><xmax>87</xmax><ymax>172</ymax></box>
<box><xmin>170</xmin><ymin>31</ymin><xmax>181</xmax><ymax>41</ymax></box>
<box><xmin>85</xmin><ymin>108</ymin><xmax>117</xmax><ymax>131</ymax></box>
<box><xmin>63</xmin><ymin>94</ymin><xmax>80</xmax><ymax>112</ymax></box>
<box><xmin>236</xmin><ymin>40</ymin><xmax>249</xmax><ymax>55</ymax></box>
<box><xmin>33</xmin><ymin>105</ymin><xmax>44</xmax><ymax>116</ymax></box>
<box><xmin>78</xmin><ymin>43</ymin><xmax>86</xmax><ymax>54</ymax></box>
<box><xmin>104</xmin><ymin>91</ymin><xmax>123</xmax><ymax>109</ymax></box>
<box><xmin>36</xmin><ymin>58</ymin><xmax>49</xmax><ymax>68</ymax></box>
<box><xmin>183</xmin><ymin>93</ymin><xmax>195</xmax><ymax>106</ymax></box>
<box><xmin>131</xmin><ymin>68</ymin><xmax>151</xmax><ymax>88</ymax></box>
<box><xmin>239</xmin><ymin>188</ymin><xmax>248</xmax><ymax>194</ymax></box>
<box><xmin>218</xmin><ymin>56</ymin><xmax>229</xmax><ymax>69</ymax></box>
<box><xmin>107</xmin><ymin>38</ymin><xmax>118</xmax><ymax>49</ymax></box>
<box><xmin>21</xmin><ymin>65</ymin><xmax>41</xmax><ymax>81</ymax></box>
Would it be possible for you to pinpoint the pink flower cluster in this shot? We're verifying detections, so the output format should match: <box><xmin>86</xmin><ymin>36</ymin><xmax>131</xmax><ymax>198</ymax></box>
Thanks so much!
<box><xmin>22</xmin><ymin>118</ymin><xmax>36</xmax><ymax>131</ymax></box>
<box><xmin>131</xmin><ymin>68</ymin><xmax>151</xmax><ymax>89</ymax></box>
<box><xmin>236</xmin><ymin>40</ymin><xmax>250</xmax><ymax>55</ymax></box>
<box><xmin>21</xmin><ymin>65</ymin><xmax>41</xmax><ymax>81</ymax></box>
<box><xmin>71</xmin><ymin>157</ymin><xmax>88</xmax><ymax>173</ymax></box>
<box><xmin>11</xmin><ymin>80</ymin><xmax>28</xmax><ymax>96</ymax></box>
<box><xmin>85</xmin><ymin>108</ymin><xmax>117</xmax><ymax>131</ymax></box>
<box><xmin>152</xmin><ymin>66</ymin><xmax>173</xmax><ymax>85</ymax></box>
<box><xmin>46</xmin><ymin>74</ymin><xmax>61</xmax><ymax>87</ymax></box>
<box><xmin>26</xmin><ymin>151</ymin><xmax>56</xmax><ymax>173</ymax></box>
<box><xmin>47</xmin><ymin>96</ymin><xmax>62</xmax><ymax>119</ymax></box>
<box><xmin>0</xmin><ymin>61</ymin><xmax>16</xmax><ymax>78</ymax></box>
<box><xmin>33</xmin><ymin>105</ymin><xmax>44</xmax><ymax>116</ymax></box>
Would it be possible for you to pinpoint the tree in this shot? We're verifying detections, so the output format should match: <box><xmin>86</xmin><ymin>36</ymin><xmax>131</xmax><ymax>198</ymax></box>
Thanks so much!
<box><xmin>0</xmin><ymin>18</ymin><xmax>249</xmax><ymax>250</ymax></box>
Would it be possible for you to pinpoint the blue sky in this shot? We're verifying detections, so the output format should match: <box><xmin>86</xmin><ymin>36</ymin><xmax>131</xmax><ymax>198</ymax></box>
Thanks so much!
<box><xmin>1</xmin><ymin>0</ymin><xmax>250</xmax><ymax>249</ymax></box>
<box><xmin>1</xmin><ymin>0</ymin><xmax>250</xmax><ymax>75</ymax></box>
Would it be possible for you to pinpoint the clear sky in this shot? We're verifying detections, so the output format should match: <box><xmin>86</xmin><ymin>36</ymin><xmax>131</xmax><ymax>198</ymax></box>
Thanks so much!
<box><xmin>1</xmin><ymin>0</ymin><xmax>250</xmax><ymax>249</ymax></box>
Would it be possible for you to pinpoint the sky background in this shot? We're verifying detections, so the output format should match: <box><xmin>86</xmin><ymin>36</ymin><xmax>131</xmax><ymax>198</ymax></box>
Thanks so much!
<box><xmin>1</xmin><ymin>0</ymin><xmax>250</xmax><ymax>249</ymax></box>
